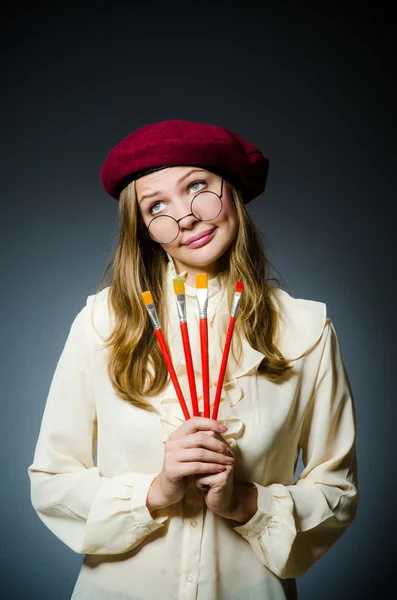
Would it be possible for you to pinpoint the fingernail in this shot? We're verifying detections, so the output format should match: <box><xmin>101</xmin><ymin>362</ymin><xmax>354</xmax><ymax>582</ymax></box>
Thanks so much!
<box><xmin>218</xmin><ymin>424</ymin><xmax>228</xmax><ymax>431</ymax></box>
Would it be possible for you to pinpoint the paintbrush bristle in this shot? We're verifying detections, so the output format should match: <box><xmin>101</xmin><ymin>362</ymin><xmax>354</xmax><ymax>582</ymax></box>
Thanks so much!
<box><xmin>236</xmin><ymin>281</ymin><xmax>243</xmax><ymax>293</ymax></box>
<box><xmin>173</xmin><ymin>277</ymin><xmax>185</xmax><ymax>295</ymax></box>
<box><xmin>141</xmin><ymin>291</ymin><xmax>154</xmax><ymax>305</ymax></box>
<box><xmin>196</xmin><ymin>273</ymin><xmax>208</xmax><ymax>289</ymax></box>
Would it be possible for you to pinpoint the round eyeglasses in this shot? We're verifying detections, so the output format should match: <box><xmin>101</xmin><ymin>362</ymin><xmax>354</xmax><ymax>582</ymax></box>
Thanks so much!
<box><xmin>147</xmin><ymin>178</ymin><xmax>224</xmax><ymax>244</ymax></box>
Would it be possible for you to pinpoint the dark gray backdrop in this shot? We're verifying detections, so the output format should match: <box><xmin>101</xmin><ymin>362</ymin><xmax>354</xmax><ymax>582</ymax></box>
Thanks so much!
<box><xmin>1</xmin><ymin>2</ymin><xmax>395</xmax><ymax>599</ymax></box>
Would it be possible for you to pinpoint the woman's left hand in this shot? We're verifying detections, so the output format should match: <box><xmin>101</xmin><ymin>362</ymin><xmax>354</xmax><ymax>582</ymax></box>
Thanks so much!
<box><xmin>194</xmin><ymin>432</ymin><xmax>237</xmax><ymax>518</ymax></box>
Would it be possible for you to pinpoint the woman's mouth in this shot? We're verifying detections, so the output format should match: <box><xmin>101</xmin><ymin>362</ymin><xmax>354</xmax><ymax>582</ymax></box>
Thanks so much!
<box><xmin>184</xmin><ymin>228</ymin><xmax>215</xmax><ymax>248</ymax></box>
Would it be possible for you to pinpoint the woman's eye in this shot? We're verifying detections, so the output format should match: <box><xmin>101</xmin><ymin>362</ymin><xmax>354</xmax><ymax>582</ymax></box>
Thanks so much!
<box><xmin>149</xmin><ymin>201</ymin><xmax>165</xmax><ymax>216</ymax></box>
<box><xmin>190</xmin><ymin>181</ymin><xmax>206</xmax><ymax>193</ymax></box>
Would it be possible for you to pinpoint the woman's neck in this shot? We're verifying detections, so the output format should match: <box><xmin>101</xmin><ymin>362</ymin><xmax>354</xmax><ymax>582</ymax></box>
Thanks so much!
<box><xmin>168</xmin><ymin>256</ymin><xmax>222</xmax><ymax>288</ymax></box>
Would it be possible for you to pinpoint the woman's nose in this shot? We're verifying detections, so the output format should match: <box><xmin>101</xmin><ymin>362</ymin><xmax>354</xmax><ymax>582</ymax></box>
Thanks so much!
<box><xmin>177</xmin><ymin>211</ymin><xmax>199</xmax><ymax>229</ymax></box>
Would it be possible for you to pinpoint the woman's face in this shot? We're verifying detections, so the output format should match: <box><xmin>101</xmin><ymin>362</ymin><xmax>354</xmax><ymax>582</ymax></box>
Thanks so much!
<box><xmin>135</xmin><ymin>166</ymin><xmax>239</xmax><ymax>284</ymax></box>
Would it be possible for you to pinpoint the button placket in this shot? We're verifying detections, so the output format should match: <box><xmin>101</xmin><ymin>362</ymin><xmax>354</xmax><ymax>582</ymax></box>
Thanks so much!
<box><xmin>178</xmin><ymin>484</ymin><xmax>204</xmax><ymax>599</ymax></box>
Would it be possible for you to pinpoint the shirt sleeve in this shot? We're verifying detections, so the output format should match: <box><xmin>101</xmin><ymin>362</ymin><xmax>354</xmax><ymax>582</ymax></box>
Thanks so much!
<box><xmin>233</xmin><ymin>320</ymin><xmax>360</xmax><ymax>578</ymax></box>
<box><xmin>27</xmin><ymin>304</ymin><xmax>169</xmax><ymax>555</ymax></box>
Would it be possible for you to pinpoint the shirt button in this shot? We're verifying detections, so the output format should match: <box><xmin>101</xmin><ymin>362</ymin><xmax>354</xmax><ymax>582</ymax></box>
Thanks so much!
<box><xmin>191</xmin><ymin>520</ymin><xmax>198</xmax><ymax>528</ymax></box>
<box><xmin>241</xmin><ymin>530</ymin><xmax>248</xmax><ymax>536</ymax></box>
<box><xmin>150</xmin><ymin>525</ymin><xmax>157</xmax><ymax>531</ymax></box>
<box><xmin>186</xmin><ymin>576</ymin><xmax>193</xmax><ymax>583</ymax></box>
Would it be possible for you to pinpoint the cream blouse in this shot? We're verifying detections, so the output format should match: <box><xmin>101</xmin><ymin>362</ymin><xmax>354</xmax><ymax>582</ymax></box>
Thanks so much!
<box><xmin>27</xmin><ymin>259</ymin><xmax>359</xmax><ymax>600</ymax></box>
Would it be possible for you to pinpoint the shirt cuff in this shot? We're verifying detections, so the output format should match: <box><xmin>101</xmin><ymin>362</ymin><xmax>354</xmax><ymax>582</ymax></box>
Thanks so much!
<box><xmin>233</xmin><ymin>482</ymin><xmax>274</xmax><ymax>539</ymax></box>
<box><xmin>130</xmin><ymin>472</ymin><xmax>169</xmax><ymax>535</ymax></box>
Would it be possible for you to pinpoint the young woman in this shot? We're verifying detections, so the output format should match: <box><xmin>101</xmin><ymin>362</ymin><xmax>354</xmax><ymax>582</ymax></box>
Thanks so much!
<box><xmin>28</xmin><ymin>120</ymin><xmax>359</xmax><ymax>600</ymax></box>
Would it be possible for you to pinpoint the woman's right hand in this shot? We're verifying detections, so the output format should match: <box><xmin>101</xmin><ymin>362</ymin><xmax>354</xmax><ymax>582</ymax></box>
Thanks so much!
<box><xmin>147</xmin><ymin>417</ymin><xmax>234</xmax><ymax>513</ymax></box>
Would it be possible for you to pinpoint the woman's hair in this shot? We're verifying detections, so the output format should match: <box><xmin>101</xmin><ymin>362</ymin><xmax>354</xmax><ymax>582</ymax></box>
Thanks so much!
<box><xmin>94</xmin><ymin>177</ymin><xmax>294</xmax><ymax>413</ymax></box>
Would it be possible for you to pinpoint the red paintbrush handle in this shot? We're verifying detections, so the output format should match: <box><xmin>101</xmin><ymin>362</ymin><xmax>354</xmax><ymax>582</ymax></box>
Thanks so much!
<box><xmin>180</xmin><ymin>321</ymin><xmax>199</xmax><ymax>417</ymax></box>
<box><xmin>155</xmin><ymin>329</ymin><xmax>190</xmax><ymax>420</ymax></box>
<box><xmin>211</xmin><ymin>316</ymin><xmax>235</xmax><ymax>420</ymax></box>
<box><xmin>200</xmin><ymin>318</ymin><xmax>210</xmax><ymax>418</ymax></box>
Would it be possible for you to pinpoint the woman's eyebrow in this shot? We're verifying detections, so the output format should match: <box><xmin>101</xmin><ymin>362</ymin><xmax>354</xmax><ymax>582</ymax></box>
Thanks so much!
<box><xmin>139</xmin><ymin>168</ymin><xmax>207</xmax><ymax>204</ymax></box>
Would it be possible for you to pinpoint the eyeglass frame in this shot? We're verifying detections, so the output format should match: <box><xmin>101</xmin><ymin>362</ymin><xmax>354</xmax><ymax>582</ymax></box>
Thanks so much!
<box><xmin>146</xmin><ymin>177</ymin><xmax>224</xmax><ymax>244</ymax></box>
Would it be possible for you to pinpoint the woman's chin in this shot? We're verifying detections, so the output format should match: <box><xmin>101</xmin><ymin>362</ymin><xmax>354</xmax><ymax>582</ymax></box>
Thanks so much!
<box><xmin>181</xmin><ymin>242</ymin><xmax>227</xmax><ymax>265</ymax></box>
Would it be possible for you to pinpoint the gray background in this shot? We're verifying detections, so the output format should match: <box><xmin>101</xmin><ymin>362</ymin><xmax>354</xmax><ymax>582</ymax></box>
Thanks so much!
<box><xmin>1</xmin><ymin>1</ymin><xmax>395</xmax><ymax>599</ymax></box>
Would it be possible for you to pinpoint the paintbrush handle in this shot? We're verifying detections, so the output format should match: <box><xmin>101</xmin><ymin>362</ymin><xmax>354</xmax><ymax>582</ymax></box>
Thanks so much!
<box><xmin>179</xmin><ymin>321</ymin><xmax>199</xmax><ymax>417</ymax></box>
<box><xmin>199</xmin><ymin>318</ymin><xmax>210</xmax><ymax>418</ymax></box>
<box><xmin>211</xmin><ymin>316</ymin><xmax>235</xmax><ymax>420</ymax></box>
<box><xmin>155</xmin><ymin>329</ymin><xmax>191</xmax><ymax>420</ymax></box>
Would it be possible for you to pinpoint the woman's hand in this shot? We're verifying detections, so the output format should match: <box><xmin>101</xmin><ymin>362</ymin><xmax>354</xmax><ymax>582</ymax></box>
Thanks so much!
<box><xmin>194</xmin><ymin>432</ymin><xmax>237</xmax><ymax>518</ymax></box>
<box><xmin>147</xmin><ymin>417</ymin><xmax>234</xmax><ymax>513</ymax></box>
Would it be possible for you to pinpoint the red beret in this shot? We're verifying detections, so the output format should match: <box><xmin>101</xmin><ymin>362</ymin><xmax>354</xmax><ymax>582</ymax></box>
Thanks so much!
<box><xmin>100</xmin><ymin>120</ymin><xmax>269</xmax><ymax>204</ymax></box>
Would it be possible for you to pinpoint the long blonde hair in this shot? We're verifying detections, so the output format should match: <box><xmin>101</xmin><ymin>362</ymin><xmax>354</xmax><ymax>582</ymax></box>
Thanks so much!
<box><xmin>94</xmin><ymin>177</ymin><xmax>294</xmax><ymax>413</ymax></box>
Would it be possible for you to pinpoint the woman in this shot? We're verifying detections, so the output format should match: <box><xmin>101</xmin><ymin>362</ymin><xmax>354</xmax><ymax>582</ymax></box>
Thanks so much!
<box><xmin>28</xmin><ymin>120</ymin><xmax>359</xmax><ymax>600</ymax></box>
